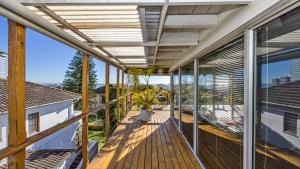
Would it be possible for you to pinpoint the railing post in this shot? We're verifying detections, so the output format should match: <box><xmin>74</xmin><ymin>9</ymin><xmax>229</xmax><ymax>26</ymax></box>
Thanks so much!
<box><xmin>82</xmin><ymin>54</ymin><xmax>89</xmax><ymax>168</ymax></box>
<box><xmin>105</xmin><ymin>63</ymin><xmax>110</xmax><ymax>139</ymax></box>
<box><xmin>121</xmin><ymin>70</ymin><xmax>125</xmax><ymax>117</ymax></box>
<box><xmin>170</xmin><ymin>72</ymin><xmax>174</xmax><ymax>118</ymax></box>
<box><xmin>8</xmin><ymin>21</ymin><xmax>26</xmax><ymax>169</ymax></box>
<box><xmin>125</xmin><ymin>94</ymin><xmax>128</xmax><ymax>114</ymax></box>
<box><xmin>116</xmin><ymin>68</ymin><xmax>120</xmax><ymax>122</ymax></box>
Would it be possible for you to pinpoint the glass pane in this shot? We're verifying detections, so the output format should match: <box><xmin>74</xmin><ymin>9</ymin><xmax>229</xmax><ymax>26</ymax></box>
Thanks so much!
<box><xmin>181</xmin><ymin>62</ymin><xmax>194</xmax><ymax>147</ymax></box>
<box><xmin>173</xmin><ymin>69</ymin><xmax>180</xmax><ymax>125</ymax></box>
<box><xmin>255</xmin><ymin>6</ymin><xmax>300</xmax><ymax>169</ymax></box>
<box><xmin>198</xmin><ymin>37</ymin><xmax>244</xmax><ymax>169</ymax></box>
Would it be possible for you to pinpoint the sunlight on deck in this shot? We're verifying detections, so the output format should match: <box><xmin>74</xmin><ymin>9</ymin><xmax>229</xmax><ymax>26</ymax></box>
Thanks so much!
<box><xmin>88</xmin><ymin>111</ymin><xmax>201</xmax><ymax>169</ymax></box>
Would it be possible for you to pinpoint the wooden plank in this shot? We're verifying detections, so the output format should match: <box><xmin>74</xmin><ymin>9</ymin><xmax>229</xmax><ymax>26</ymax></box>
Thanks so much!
<box><xmin>115</xmin><ymin>118</ymin><xmax>140</xmax><ymax>169</ymax></box>
<box><xmin>154</xmin><ymin>118</ymin><xmax>166</xmax><ymax>169</ymax></box>
<box><xmin>105</xmin><ymin>63</ymin><xmax>110</xmax><ymax>139</ymax></box>
<box><xmin>157</xmin><ymin>114</ymin><xmax>174</xmax><ymax>169</ymax></box>
<box><xmin>7</xmin><ymin>20</ymin><xmax>26</xmax><ymax>169</ymax></box>
<box><xmin>170</xmin><ymin>118</ymin><xmax>202</xmax><ymax>169</ymax></box>
<box><xmin>145</xmin><ymin>120</ymin><xmax>152</xmax><ymax>169</ymax></box>
<box><xmin>129</xmin><ymin>119</ymin><xmax>145</xmax><ymax>169</ymax></box>
<box><xmin>136</xmin><ymin>121</ymin><xmax>148</xmax><ymax>169</ymax></box>
<box><xmin>151</xmin><ymin>118</ymin><xmax>158</xmax><ymax>169</ymax></box>
<box><xmin>159</xmin><ymin>114</ymin><xmax>181</xmax><ymax>169</ymax></box>
<box><xmin>164</xmin><ymin>116</ymin><xmax>194</xmax><ymax>169</ymax></box>
<box><xmin>116</xmin><ymin>68</ymin><xmax>120</xmax><ymax>122</ymax></box>
<box><xmin>88</xmin><ymin>113</ymin><xmax>135</xmax><ymax>169</ymax></box>
<box><xmin>82</xmin><ymin>54</ymin><xmax>90</xmax><ymax>168</ymax></box>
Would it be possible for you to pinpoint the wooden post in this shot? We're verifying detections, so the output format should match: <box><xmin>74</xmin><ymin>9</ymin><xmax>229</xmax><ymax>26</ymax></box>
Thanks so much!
<box><xmin>8</xmin><ymin>21</ymin><xmax>26</xmax><ymax>169</ymax></box>
<box><xmin>121</xmin><ymin>70</ymin><xmax>125</xmax><ymax>117</ymax></box>
<box><xmin>105</xmin><ymin>63</ymin><xmax>110</xmax><ymax>139</ymax></box>
<box><xmin>82</xmin><ymin>54</ymin><xmax>89</xmax><ymax>168</ymax></box>
<box><xmin>116</xmin><ymin>68</ymin><xmax>120</xmax><ymax>122</ymax></box>
<box><xmin>125</xmin><ymin>95</ymin><xmax>128</xmax><ymax>114</ymax></box>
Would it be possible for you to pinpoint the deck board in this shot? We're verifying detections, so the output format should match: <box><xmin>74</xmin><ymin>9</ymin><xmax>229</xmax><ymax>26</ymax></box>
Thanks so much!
<box><xmin>88</xmin><ymin>111</ymin><xmax>202</xmax><ymax>169</ymax></box>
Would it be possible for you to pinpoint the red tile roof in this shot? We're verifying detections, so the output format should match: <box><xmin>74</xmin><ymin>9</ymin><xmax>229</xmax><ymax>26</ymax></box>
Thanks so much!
<box><xmin>0</xmin><ymin>78</ymin><xmax>81</xmax><ymax>113</ymax></box>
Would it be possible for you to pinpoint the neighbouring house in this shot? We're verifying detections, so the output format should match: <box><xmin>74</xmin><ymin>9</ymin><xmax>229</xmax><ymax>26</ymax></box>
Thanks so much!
<box><xmin>0</xmin><ymin>78</ymin><xmax>82</xmax><ymax>168</ymax></box>
<box><xmin>90</xmin><ymin>84</ymin><xmax>113</xmax><ymax>109</ymax></box>
<box><xmin>259</xmin><ymin>80</ymin><xmax>300</xmax><ymax>151</ymax></box>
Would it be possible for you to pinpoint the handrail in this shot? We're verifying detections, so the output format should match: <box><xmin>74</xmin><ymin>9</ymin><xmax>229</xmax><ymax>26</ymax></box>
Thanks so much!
<box><xmin>0</xmin><ymin>92</ymin><xmax>133</xmax><ymax>161</ymax></box>
<box><xmin>108</xmin><ymin>92</ymin><xmax>132</xmax><ymax>106</ymax></box>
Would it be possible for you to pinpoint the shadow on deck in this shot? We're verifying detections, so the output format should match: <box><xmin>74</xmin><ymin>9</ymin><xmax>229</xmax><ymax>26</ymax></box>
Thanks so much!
<box><xmin>87</xmin><ymin>111</ymin><xmax>202</xmax><ymax>169</ymax></box>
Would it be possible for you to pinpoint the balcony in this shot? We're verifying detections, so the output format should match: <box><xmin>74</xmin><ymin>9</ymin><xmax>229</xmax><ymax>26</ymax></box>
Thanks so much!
<box><xmin>1</xmin><ymin>0</ymin><xmax>300</xmax><ymax>169</ymax></box>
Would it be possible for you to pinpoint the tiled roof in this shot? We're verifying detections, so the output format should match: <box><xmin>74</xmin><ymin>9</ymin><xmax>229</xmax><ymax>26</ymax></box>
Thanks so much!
<box><xmin>0</xmin><ymin>78</ymin><xmax>81</xmax><ymax>113</ymax></box>
<box><xmin>261</xmin><ymin>80</ymin><xmax>300</xmax><ymax>109</ymax></box>
<box><xmin>0</xmin><ymin>150</ymin><xmax>72</xmax><ymax>169</ymax></box>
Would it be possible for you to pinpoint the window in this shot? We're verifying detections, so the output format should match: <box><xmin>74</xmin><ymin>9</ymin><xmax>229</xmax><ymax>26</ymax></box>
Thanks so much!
<box><xmin>284</xmin><ymin>112</ymin><xmax>297</xmax><ymax>136</ymax></box>
<box><xmin>255</xmin><ymin>6</ymin><xmax>300</xmax><ymax>169</ymax></box>
<box><xmin>28</xmin><ymin>113</ymin><xmax>39</xmax><ymax>135</ymax></box>
<box><xmin>181</xmin><ymin>62</ymin><xmax>194</xmax><ymax>147</ymax></box>
<box><xmin>198</xmin><ymin>37</ymin><xmax>244</xmax><ymax>169</ymax></box>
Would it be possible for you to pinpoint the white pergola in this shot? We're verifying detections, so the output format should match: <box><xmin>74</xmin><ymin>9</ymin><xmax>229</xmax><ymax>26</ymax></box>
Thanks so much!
<box><xmin>13</xmin><ymin>0</ymin><xmax>253</xmax><ymax>69</ymax></box>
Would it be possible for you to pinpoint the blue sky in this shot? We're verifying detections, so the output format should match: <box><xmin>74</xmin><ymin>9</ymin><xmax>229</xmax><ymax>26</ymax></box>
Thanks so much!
<box><xmin>0</xmin><ymin>16</ymin><xmax>169</xmax><ymax>84</ymax></box>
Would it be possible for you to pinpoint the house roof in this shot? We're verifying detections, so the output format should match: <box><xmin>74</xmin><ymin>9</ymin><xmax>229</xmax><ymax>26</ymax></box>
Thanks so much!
<box><xmin>0</xmin><ymin>78</ymin><xmax>81</xmax><ymax>113</ymax></box>
<box><xmin>94</xmin><ymin>84</ymin><xmax>113</xmax><ymax>94</ymax></box>
<box><xmin>261</xmin><ymin>80</ymin><xmax>300</xmax><ymax>110</ymax></box>
<box><xmin>0</xmin><ymin>150</ymin><xmax>72</xmax><ymax>169</ymax></box>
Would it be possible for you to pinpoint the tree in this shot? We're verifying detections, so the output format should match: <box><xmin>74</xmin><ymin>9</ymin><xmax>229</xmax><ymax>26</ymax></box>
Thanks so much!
<box><xmin>63</xmin><ymin>51</ymin><xmax>97</xmax><ymax>109</ymax></box>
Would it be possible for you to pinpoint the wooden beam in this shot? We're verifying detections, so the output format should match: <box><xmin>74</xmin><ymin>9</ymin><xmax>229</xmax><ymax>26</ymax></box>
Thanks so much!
<box><xmin>18</xmin><ymin>0</ymin><xmax>254</xmax><ymax>6</ymax></box>
<box><xmin>116</xmin><ymin>68</ymin><xmax>120</xmax><ymax>122</ymax></box>
<box><xmin>152</xmin><ymin>5</ymin><xmax>168</xmax><ymax>65</ymax></box>
<box><xmin>82</xmin><ymin>54</ymin><xmax>89</xmax><ymax>168</ymax></box>
<box><xmin>88</xmin><ymin>40</ymin><xmax>198</xmax><ymax>47</ymax></box>
<box><xmin>164</xmin><ymin>15</ymin><xmax>218</xmax><ymax>28</ymax></box>
<box><xmin>105</xmin><ymin>63</ymin><xmax>110</xmax><ymax>139</ymax></box>
<box><xmin>8</xmin><ymin>20</ymin><xmax>26</xmax><ymax>169</ymax></box>
<box><xmin>121</xmin><ymin>70</ymin><xmax>125</xmax><ymax>118</ymax></box>
<box><xmin>139</xmin><ymin>8</ymin><xmax>147</xmax><ymax>42</ymax></box>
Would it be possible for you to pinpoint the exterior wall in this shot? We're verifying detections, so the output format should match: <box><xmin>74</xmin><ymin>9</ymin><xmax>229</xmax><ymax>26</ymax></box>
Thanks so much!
<box><xmin>260</xmin><ymin>105</ymin><xmax>300</xmax><ymax>150</ymax></box>
<box><xmin>0</xmin><ymin>100</ymin><xmax>80</xmax><ymax>166</ymax></box>
<box><xmin>26</xmin><ymin>101</ymin><xmax>79</xmax><ymax>151</ymax></box>
<box><xmin>0</xmin><ymin>113</ymin><xmax>8</xmax><ymax>150</ymax></box>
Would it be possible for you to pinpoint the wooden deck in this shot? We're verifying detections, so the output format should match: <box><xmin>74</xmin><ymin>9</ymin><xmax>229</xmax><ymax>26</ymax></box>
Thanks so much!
<box><xmin>88</xmin><ymin>111</ymin><xmax>202</xmax><ymax>169</ymax></box>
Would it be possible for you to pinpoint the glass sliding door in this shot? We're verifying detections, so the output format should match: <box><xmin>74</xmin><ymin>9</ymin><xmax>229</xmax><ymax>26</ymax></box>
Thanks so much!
<box><xmin>181</xmin><ymin>62</ymin><xmax>194</xmax><ymax>147</ymax></box>
<box><xmin>173</xmin><ymin>69</ymin><xmax>180</xmax><ymax>125</ymax></box>
<box><xmin>198</xmin><ymin>37</ymin><xmax>245</xmax><ymax>169</ymax></box>
<box><xmin>255</xmin><ymin>7</ymin><xmax>300</xmax><ymax>169</ymax></box>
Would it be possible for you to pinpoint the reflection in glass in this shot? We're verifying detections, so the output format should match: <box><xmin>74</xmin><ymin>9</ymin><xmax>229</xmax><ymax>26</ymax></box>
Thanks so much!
<box><xmin>255</xmin><ymin>7</ymin><xmax>300</xmax><ymax>169</ymax></box>
<box><xmin>173</xmin><ymin>69</ymin><xmax>180</xmax><ymax>125</ymax></box>
<box><xmin>181</xmin><ymin>62</ymin><xmax>194</xmax><ymax>147</ymax></box>
<box><xmin>198</xmin><ymin>38</ymin><xmax>244</xmax><ymax>169</ymax></box>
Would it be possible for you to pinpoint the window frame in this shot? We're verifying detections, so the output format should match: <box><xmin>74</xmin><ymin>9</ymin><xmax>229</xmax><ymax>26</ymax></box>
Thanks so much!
<box><xmin>28</xmin><ymin>112</ymin><xmax>40</xmax><ymax>135</ymax></box>
<box><xmin>283</xmin><ymin>112</ymin><xmax>298</xmax><ymax>137</ymax></box>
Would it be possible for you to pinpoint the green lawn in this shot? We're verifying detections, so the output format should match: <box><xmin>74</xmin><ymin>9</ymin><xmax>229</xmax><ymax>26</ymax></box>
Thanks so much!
<box><xmin>88</xmin><ymin>129</ymin><xmax>106</xmax><ymax>151</ymax></box>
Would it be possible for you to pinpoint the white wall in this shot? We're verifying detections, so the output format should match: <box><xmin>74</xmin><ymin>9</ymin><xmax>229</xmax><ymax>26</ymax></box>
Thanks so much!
<box><xmin>261</xmin><ymin>105</ymin><xmax>300</xmax><ymax>150</ymax></box>
<box><xmin>0</xmin><ymin>100</ymin><xmax>80</xmax><ymax>156</ymax></box>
